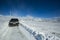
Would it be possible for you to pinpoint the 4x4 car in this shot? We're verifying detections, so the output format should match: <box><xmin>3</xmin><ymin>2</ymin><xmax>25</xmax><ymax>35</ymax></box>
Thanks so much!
<box><xmin>9</xmin><ymin>18</ymin><xmax>19</xmax><ymax>27</ymax></box>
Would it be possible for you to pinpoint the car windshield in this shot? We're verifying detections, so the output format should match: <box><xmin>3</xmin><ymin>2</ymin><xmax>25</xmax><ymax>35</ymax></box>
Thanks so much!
<box><xmin>10</xmin><ymin>19</ymin><xmax>18</xmax><ymax>22</ymax></box>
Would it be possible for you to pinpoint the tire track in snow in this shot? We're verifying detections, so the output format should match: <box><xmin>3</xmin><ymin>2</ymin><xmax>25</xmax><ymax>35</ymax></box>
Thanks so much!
<box><xmin>19</xmin><ymin>22</ymin><xmax>44</xmax><ymax>40</ymax></box>
<box><xmin>1</xmin><ymin>27</ymin><xmax>11</xmax><ymax>40</ymax></box>
<box><xmin>18</xmin><ymin>23</ymin><xmax>36</xmax><ymax>40</ymax></box>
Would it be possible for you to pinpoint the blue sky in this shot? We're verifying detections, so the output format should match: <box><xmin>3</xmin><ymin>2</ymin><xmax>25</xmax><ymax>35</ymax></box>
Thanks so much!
<box><xmin>0</xmin><ymin>0</ymin><xmax>60</xmax><ymax>18</ymax></box>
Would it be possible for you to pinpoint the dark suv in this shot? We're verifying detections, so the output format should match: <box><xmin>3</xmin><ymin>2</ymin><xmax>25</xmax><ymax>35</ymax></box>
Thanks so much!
<box><xmin>9</xmin><ymin>18</ymin><xmax>19</xmax><ymax>27</ymax></box>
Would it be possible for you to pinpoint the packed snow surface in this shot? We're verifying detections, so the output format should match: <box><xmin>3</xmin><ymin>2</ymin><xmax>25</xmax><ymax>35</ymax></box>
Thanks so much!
<box><xmin>0</xmin><ymin>15</ymin><xmax>60</xmax><ymax>40</ymax></box>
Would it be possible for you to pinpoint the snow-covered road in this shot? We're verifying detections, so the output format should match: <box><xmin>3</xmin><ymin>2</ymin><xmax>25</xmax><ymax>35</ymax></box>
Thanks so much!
<box><xmin>0</xmin><ymin>16</ymin><xmax>60</xmax><ymax>40</ymax></box>
<box><xmin>0</xmin><ymin>21</ymin><xmax>36</xmax><ymax>40</ymax></box>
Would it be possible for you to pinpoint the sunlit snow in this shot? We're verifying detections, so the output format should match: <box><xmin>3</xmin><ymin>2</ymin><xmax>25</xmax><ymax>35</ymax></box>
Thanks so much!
<box><xmin>0</xmin><ymin>15</ymin><xmax>60</xmax><ymax>40</ymax></box>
